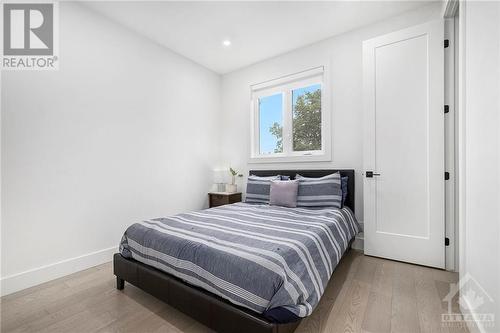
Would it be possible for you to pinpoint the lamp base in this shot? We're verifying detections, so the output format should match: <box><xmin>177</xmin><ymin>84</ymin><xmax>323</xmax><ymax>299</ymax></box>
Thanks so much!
<box><xmin>225</xmin><ymin>184</ymin><xmax>237</xmax><ymax>193</ymax></box>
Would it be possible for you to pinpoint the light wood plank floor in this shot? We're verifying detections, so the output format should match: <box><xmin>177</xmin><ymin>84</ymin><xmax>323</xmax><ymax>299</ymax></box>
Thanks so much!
<box><xmin>0</xmin><ymin>250</ymin><xmax>469</xmax><ymax>333</ymax></box>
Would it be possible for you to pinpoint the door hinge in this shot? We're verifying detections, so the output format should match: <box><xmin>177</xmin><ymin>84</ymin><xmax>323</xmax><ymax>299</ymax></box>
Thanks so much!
<box><xmin>445</xmin><ymin>237</ymin><xmax>450</xmax><ymax>246</ymax></box>
<box><xmin>445</xmin><ymin>172</ymin><xmax>450</xmax><ymax>180</ymax></box>
<box><xmin>444</xmin><ymin>39</ymin><xmax>450</xmax><ymax>48</ymax></box>
<box><xmin>444</xmin><ymin>105</ymin><xmax>449</xmax><ymax>114</ymax></box>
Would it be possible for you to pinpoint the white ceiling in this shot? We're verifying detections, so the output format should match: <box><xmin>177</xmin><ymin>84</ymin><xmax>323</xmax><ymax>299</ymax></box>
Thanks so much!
<box><xmin>83</xmin><ymin>1</ymin><xmax>433</xmax><ymax>74</ymax></box>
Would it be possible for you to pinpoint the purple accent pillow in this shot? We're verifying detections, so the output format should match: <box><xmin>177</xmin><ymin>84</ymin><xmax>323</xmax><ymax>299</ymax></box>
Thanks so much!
<box><xmin>269</xmin><ymin>180</ymin><xmax>299</xmax><ymax>208</ymax></box>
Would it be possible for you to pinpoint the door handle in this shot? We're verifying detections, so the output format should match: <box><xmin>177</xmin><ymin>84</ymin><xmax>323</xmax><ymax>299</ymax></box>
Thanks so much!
<box><xmin>365</xmin><ymin>171</ymin><xmax>381</xmax><ymax>178</ymax></box>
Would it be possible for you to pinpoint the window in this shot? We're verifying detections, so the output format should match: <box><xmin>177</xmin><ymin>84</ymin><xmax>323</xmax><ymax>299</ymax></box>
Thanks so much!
<box><xmin>259</xmin><ymin>94</ymin><xmax>283</xmax><ymax>154</ymax></box>
<box><xmin>250</xmin><ymin>67</ymin><xmax>330</xmax><ymax>162</ymax></box>
<box><xmin>292</xmin><ymin>84</ymin><xmax>322</xmax><ymax>152</ymax></box>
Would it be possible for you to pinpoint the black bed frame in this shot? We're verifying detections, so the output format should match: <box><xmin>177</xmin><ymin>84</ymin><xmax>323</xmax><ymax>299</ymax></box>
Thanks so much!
<box><xmin>114</xmin><ymin>169</ymin><xmax>355</xmax><ymax>333</ymax></box>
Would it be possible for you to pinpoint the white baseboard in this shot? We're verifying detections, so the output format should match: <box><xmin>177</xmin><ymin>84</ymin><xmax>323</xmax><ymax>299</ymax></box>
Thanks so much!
<box><xmin>352</xmin><ymin>231</ymin><xmax>364</xmax><ymax>251</ymax></box>
<box><xmin>1</xmin><ymin>246</ymin><xmax>117</xmax><ymax>296</ymax></box>
<box><xmin>460</xmin><ymin>294</ymin><xmax>487</xmax><ymax>333</ymax></box>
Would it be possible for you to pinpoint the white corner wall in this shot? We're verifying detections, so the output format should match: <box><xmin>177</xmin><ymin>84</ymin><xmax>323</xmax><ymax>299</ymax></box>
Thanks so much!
<box><xmin>459</xmin><ymin>2</ymin><xmax>500</xmax><ymax>332</ymax></box>
<box><xmin>1</xmin><ymin>2</ymin><xmax>221</xmax><ymax>295</ymax></box>
<box><xmin>219</xmin><ymin>3</ymin><xmax>442</xmax><ymax>222</ymax></box>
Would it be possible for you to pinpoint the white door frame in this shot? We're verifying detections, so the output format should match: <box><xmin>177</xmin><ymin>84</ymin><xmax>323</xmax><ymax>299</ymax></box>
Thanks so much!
<box><xmin>444</xmin><ymin>18</ymin><xmax>456</xmax><ymax>271</ymax></box>
<box><xmin>443</xmin><ymin>0</ymin><xmax>460</xmax><ymax>272</ymax></box>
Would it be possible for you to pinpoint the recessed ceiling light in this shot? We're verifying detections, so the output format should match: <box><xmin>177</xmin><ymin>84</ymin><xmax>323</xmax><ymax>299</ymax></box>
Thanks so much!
<box><xmin>222</xmin><ymin>40</ymin><xmax>231</xmax><ymax>47</ymax></box>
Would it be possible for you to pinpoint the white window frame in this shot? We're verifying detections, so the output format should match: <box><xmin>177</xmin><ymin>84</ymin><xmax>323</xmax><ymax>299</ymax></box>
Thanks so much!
<box><xmin>249</xmin><ymin>66</ymin><xmax>331</xmax><ymax>163</ymax></box>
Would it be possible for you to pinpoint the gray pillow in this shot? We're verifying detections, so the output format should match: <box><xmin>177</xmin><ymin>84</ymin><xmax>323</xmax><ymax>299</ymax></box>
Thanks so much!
<box><xmin>245</xmin><ymin>175</ymin><xmax>280</xmax><ymax>204</ymax></box>
<box><xmin>269</xmin><ymin>180</ymin><xmax>299</xmax><ymax>208</ymax></box>
<box><xmin>295</xmin><ymin>172</ymin><xmax>342</xmax><ymax>208</ymax></box>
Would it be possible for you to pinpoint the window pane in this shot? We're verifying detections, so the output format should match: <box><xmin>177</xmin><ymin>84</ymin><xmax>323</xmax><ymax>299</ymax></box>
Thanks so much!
<box><xmin>259</xmin><ymin>94</ymin><xmax>283</xmax><ymax>154</ymax></box>
<box><xmin>292</xmin><ymin>84</ymin><xmax>321</xmax><ymax>151</ymax></box>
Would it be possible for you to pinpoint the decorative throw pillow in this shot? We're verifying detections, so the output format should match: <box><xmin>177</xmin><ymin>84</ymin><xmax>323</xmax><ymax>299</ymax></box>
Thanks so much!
<box><xmin>269</xmin><ymin>180</ymin><xmax>299</xmax><ymax>208</ymax></box>
<box><xmin>245</xmin><ymin>175</ymin><xmax>280</xmax><ymax>204</ymax></box>
<box><xmin>295</xmin><ymin>173</ymin><xmax>343</xmax><ymax>208</ymax></box>
<box><xmin>341</xmin><ymin>176</ymin><xmax>348</xmax><ymax>207</ymax></box>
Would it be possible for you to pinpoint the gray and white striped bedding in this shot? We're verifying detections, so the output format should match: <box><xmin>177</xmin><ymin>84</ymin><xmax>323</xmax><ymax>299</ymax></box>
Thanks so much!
<box><xmin>119</xmin><ymin>202</ymin><xmax>359</xmax><ymax>321</ymax></box>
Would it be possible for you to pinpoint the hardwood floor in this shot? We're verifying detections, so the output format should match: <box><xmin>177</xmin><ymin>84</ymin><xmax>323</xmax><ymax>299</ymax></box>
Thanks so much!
<box><xmin>0</xmin><ymin>250</ymin><xmax>469</xmax><ymax>333</ymax></box>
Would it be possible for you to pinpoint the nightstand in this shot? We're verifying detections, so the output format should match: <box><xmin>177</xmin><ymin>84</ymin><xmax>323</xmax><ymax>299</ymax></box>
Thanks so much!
<box><xmin>208</xmin><ymin>192</ymin><xmax>242</xmax><ymax>208</ymax></box>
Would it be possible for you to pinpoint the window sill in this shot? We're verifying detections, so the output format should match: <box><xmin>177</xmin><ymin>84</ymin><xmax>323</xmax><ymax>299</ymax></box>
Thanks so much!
<box><xmin>248</xmin><ymin>152</ymin><xmax>331</xmax><ymax>164</ymax></box>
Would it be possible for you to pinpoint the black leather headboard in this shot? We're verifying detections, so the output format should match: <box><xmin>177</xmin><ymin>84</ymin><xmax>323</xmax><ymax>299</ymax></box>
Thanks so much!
<box><xmin>249</xmin><ymin>169</ymin><xmax>355</xmax><ymax>213</ymax></box>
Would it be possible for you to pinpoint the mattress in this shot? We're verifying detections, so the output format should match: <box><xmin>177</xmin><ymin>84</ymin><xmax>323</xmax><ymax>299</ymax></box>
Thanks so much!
<box><xmin>119</xmin><ymin>202</ymin><xmax>359</xmax><ymax>323</ymax></box>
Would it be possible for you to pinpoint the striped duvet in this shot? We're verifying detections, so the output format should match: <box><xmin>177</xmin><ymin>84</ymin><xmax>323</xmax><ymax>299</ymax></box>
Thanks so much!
<box><xmin>119</xmin><ymin>202</ymin><xmax>359</xmax><ymax>322</ymax></box>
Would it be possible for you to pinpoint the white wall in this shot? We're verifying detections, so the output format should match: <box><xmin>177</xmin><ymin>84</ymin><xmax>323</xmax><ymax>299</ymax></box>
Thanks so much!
<box><xmin>459</xmin><ymin>2</ymin><xmax>500</xmax><ymax>332</ymax></box>
<box><xmin>0</xmin><ymin>3</ymin><xmax>221</xmax><ymax>295</ymax></box>
<box><xmin>219</xmin><ymin>3</ymin><xmax>441</xmax><ymax>222</ymax></box>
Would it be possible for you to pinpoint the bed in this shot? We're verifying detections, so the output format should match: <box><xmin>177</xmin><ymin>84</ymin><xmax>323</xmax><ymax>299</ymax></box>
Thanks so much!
<box><xmin>114</xmin><ymin>169</ymin><xmax>358</xmax><ymax>333</ymax></box>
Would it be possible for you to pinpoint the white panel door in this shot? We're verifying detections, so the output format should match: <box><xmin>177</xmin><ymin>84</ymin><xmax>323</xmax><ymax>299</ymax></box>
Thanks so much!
<box><xmin>363</xmin><ymin>20</ymin><xmax>445</xmax><ymax>268</ymax></box>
